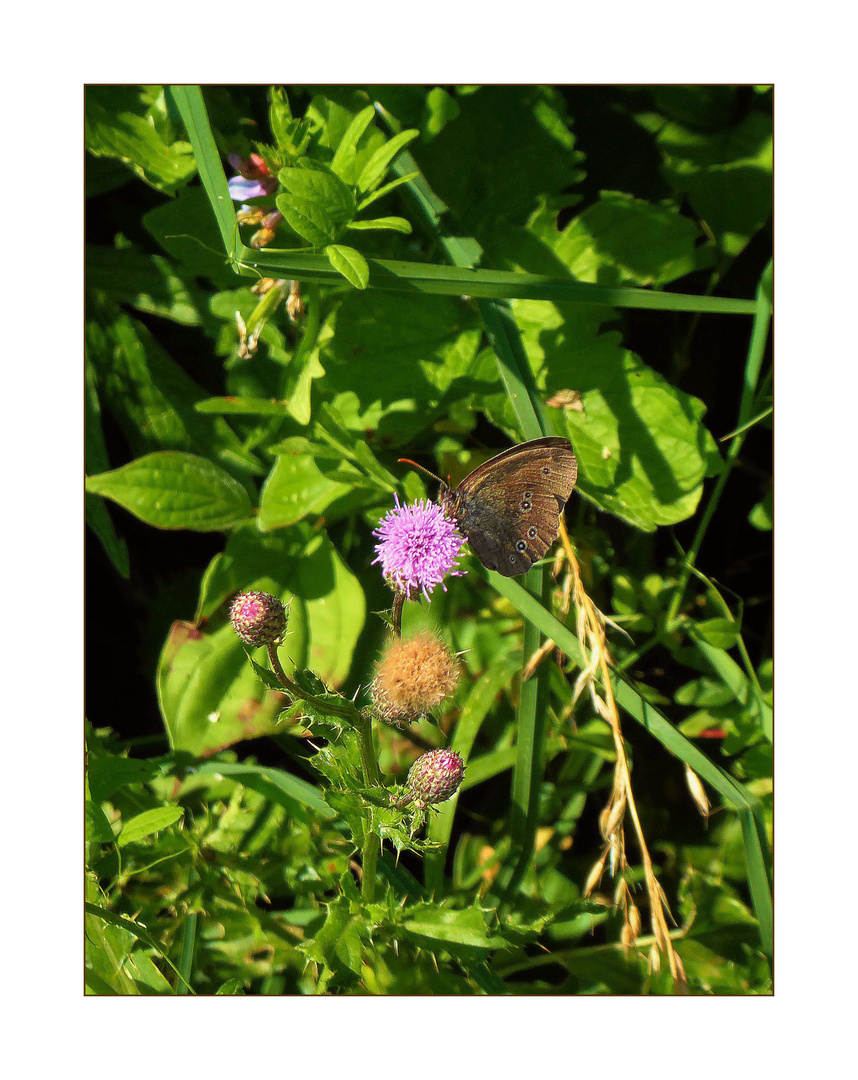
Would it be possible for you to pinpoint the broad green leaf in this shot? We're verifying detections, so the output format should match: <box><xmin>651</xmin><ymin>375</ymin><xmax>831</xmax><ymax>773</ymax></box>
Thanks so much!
<box><xmin>485</xmin><ymin>301</ymin><xmax>722</xmax><ymax>530</ymax></box>
<box><xmin>276</xmin><ymin>164</ymin><xmax>357</xmax><ymax>246</ymax></box>
<box><xmin>322</xmin><ymin>290</ymin><xmax>482</xmax><ymax>445</ymax></box>
<box><xmin>157</xmin><ymin>617</ymin><xmax>290</xmax><ymax>754</ymax></box>
<box><xmin>325</xmin><ymin>244</ymin><xmax>370</xmax><ymax>289</ymax></box>
<box><xmin>656</xmin><ymin>110</ymin><xmax>773</xmax><ymax>260</ymax></box>
<box><xmin>143</xmin><ymin>187</ymin><xmax>239</xmax><ymax>287</ymax></box>
<box><xmin>409</xmin><ymin>86</ymin><xmax>582</xmax><ymax>242</ymax></box>
<box><xmin>117</xmin><ymin>806</ymin><xmax>184</xmax><ymax>846</ymax></box>
<box><xmin>85</xmin><ymin>85</ymin><xmax>196</xmax><ymax>194</ymax></box>
<box><xmin>87</xmin><ymin>754</ymin><xmax>160</xmax><ymax>804</ymax></box>
<box><xmin>257</xmin><ymin>442</ymin><xmax>371</xmax><ymax>529</ymax></box>
<box><xmin>86</xmin><ymin>244</ymin><xmax>211</xmax><ymax>326</ymax></box>
<box><xmin>748</xmin><ymin>487</ymin><xmax>773</xmax><ymax>531</ymax></box>
<box><xmin>529</xmin><ymin>191</ymin><xmax>702</xmax><ymax>287</ymax></box>
<box><xmin>347</xmin><ymin>217</ymin><xmax>412</xmax><ymax>234</ymax></box>
<box><xmin>86</xmin><ymin>308</ymin><xmax>262</xmax><ymax>476</ymax></box>
<box><xmin>402</xmin><ymin>905</ymin><xmax>506</xmax><ymax>957</ymax></box>
<box><xmin>195</xmin><ymin>397</ymin><xmax>289</xmax><ymax>417</ymax></box>
<box><xmin>193</xmin><ymin>522</ymin><xmax>366</xmax><ymax>690</ymax></box>
<box><xmin>86</xmin><ymin>452</ymin><xmax>254</xmax><ymax>531</ymax></box>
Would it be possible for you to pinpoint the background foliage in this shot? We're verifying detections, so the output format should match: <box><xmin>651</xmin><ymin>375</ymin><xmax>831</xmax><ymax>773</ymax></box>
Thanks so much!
<box><xmin>85</xmin><ymin>84</ymin><xmax>772</xmax><ymax>995</ymax></box>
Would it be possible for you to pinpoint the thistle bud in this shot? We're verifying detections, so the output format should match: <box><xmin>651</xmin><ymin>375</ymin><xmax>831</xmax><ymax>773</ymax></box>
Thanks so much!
<box><xmin>402</xmin><ymin>748</ymin><xmax>465</xmax><ymax>809</ymax></box>
<box><xmin>229</xmin><ymin>590</ymin><xmax>287</xmax><ymax>647</ymax></box>
<box><xmin>372</xmin><ymin>631</ymin><xmax>460</xmax><ymax>727</ymax></box>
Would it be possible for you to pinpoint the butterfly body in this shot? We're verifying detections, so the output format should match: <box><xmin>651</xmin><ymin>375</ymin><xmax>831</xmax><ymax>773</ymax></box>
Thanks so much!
<box><xmin>438</xmin><ymin>437</ymin><xmax>578</xmax><ymax>576</ymax></box>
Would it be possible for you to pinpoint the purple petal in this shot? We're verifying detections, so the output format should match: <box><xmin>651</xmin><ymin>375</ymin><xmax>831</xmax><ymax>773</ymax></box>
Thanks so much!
<box><xmin>228</xmin><ymin>176</ymin><xmax>270</xmax><ymax>201</ymax></box>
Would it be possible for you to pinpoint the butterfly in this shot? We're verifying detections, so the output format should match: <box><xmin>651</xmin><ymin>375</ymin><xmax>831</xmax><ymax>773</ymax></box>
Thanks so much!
<box><xmin>400</xmin><ymin>437</ymin><xmax>578</xmax><ymax>576</ymax></box>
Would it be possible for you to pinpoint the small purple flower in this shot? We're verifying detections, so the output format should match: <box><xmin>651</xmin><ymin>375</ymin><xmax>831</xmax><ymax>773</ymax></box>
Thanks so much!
<box><xmin>227</xmin><ymin>152</ymin><xmax>277</xmax><ymax>202</ymax></box>
<box><xmin>372</xmin><ymin>495</ymin><xmax>466</xmax><ymax>600</ymax></box>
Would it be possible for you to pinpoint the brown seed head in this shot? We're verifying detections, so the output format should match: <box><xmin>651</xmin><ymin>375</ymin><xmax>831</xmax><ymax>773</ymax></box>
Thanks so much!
<box><xmin>372</xmin><ymin>631</ymin><xmax>460</xmax><ymax>726</ymax></box>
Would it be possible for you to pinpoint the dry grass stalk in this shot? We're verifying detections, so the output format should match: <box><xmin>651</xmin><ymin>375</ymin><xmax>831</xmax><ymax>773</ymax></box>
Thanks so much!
<box><xmin>557</xmin><ymin>519</ymin><xmax>688</xmax><ymax>994</ymax></box>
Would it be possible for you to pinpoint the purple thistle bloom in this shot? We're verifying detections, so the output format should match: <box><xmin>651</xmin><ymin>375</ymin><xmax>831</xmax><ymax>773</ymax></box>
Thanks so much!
<box><xmin>372</xmin><ymin>495</ymin><xmax>466</xmax><ymax>600</ymax></box>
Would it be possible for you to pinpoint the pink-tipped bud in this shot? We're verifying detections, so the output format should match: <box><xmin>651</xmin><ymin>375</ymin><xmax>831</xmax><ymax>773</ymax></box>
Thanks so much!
<box><xmin>403</xmin><ymin>748</ymin><xmax>465</xmax><ymax>809</ymax></box>
<box><xmin>229</xmin><ymin>590</ymin><xmax>287</xmax><ymax>647</ymax></box>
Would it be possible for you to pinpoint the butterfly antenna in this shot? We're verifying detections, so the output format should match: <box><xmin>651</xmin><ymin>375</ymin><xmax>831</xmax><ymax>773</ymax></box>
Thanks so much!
<box><xmin>397</xmin><ymin>458</ymin><xmax>445</xmax><ymax>486</ymax></box>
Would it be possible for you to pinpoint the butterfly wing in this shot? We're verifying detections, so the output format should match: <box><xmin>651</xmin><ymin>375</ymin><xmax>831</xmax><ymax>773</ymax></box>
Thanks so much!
<box><xmin>455</xmin><ymin>438</ymin><xmax>578</xmax><ymax>577</ymax></box>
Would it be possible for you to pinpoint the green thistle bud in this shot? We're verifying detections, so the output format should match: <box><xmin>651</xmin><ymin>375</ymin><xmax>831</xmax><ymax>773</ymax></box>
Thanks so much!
<box><xmin>229</xmin><ymin>590</ymin><xmax>287</xmax><ymax>647</ymax></box>
<box><xmin>402</xmin><ymin>749</ymin><xmax>465</xmax><ymax>809</ymax></box>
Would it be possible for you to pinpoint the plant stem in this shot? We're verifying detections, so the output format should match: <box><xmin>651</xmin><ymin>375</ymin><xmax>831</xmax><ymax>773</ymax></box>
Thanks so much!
<box><xmin>356</xmin><ymin>709</ymin><xmax>382</xmax><ymax>903</ymax></box>
<box><xmin>266</xmin><ymin>643</ymin><xmax>359</xmax><ymax>721</ymax></box>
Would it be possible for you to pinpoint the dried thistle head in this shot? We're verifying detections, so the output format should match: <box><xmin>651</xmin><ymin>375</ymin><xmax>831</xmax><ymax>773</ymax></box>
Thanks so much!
<box><xmin>372</xmin><ymin>631</ymin><xmax>461</xmax><ymax>727</ymax></box>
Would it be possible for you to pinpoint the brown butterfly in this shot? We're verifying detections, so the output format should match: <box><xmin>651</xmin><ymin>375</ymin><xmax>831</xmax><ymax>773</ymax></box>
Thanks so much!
<box><xmin>400</xmin><ymin>437</ymin><xmax>578</xmax><ymax>576</ymax></box>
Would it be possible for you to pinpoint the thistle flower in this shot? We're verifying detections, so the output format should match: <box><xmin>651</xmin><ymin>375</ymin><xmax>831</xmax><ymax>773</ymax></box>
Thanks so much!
<box><xmin>229</xmin><ymin>590</ymin><xmax>287</xmax><ymax>647</ymax></box>
<box><xmin>372</xmin><ymin>495</ymin><xmax>465</xmax><ymax>600</ymax></box>
<box><xmin>400</xmin><ymin>748</ymin><xmax>465</xmax><ymax>809</ymax></box>
<box><xmin>372</xmin><ymin>631</ymin><xmax>461</xmax><ymax>726</ymax></box>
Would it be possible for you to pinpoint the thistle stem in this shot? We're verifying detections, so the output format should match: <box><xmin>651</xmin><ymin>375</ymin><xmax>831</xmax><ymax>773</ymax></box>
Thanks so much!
<box><xmin>356</xmin><ymin>709</ymin><xmax>382</xmax><ymax>903</ymax></box>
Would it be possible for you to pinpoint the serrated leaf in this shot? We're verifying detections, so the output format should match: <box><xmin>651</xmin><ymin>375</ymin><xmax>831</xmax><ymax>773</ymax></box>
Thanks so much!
<box><xmin>325</xmin><ymin>244</ymin><xmax>369</xmax><ymax>289</ymax></box>
<box><xmin>86</xmin><ymin>452</ymin><xmax>254</xmax><ymax>531</ymax></box>
<box><xmin>117</xmin><ymin>806</ymin><xmax>184</xmax><ymax>846</ymax></box>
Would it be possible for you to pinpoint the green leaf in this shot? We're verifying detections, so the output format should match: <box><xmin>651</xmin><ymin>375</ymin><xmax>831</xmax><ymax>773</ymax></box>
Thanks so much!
<box><xmin>276</xmin><ymin>164</ymin><xmax>357</xmax><ymax>246</ymax></box>
<box><xmin>656</xmin><ymin>110</ymin><xmax>773</xmax><ymax>261</ymax></box>
<box><xmin>257</xmin><ymin>442</ymin><xmax>370</xmax><ymax>529</ymax></box>
<box><xmin>402</xmin><ymin>905</ymin><xmax>507</xmax><ymax>958</ymax></box>
<box><xmin>85</xmin><ymin>85</ymin><xmax>196</xmax><ymax>194</ymax></box>
<box><xmin>356</xmin><ymin>172</ymin><xmax>419</xmax><ymax>211</ymax></box>
<box><xmin>692</xmin><ymin>617</ymin><xmax>741</xmax><ymax>649</ymax></box>
<box><xmin>322</xmin><ymin>290</ymin><xmax>482</xmax><ymax>445</ymax></box>
<box><xmin>325</xmin><ymin>244</ymin><xmax>370</xmax><ymax>289</ymax></box>
<box><xmin>87</xmin><ymin>754</ymin><xmax>160</xmax><ymax>804</ymax></box>
<box><xmin>330</xmin><ymin>105</ymin><xmax>376</xmax><ymax>184</ymax></box>
<box><xmin>86</xmin><ymin>452</ymin><xmax>254</xmax><ymax>531</ymax></box>
<box><xmin>192</xmin><ymin>522</ymin><xmax>365</xmax><ymax>692</ymax></box>
<box><xmin>86</xmin><ymin>801</ymin><xmax>116</xmax><ymax>844</ymax></box>
<box><xmin>347</xmin><ymin>217</ymin><xmax>412</xmax><ymax>234</ymax></box>
<box><xmin>117</xmin><ymin>806</ymin><xmax>184</xmax><ymax>846</ymax></box>
<box><xmin>487</xmin><ymin>302</ymin><xmax>722</xmax><ymax>530</ymax></box>
<box><xmin>192</xmin><ymin>761</ymin><xmax>334</xmax><ymax>821</ymax></box>
<box><xmin>86</xmin><ymin>308</ymin><xmax>261</xmax><ymax>476</ymax></box>
<box><xmin>539</xmin><ymin>191</ymin><xmax>702</xmax><ymax>287</ymax></box>
<box><xmin>748</xmin><ymin>487</ymin><xmax>773</xmax><ymax>531</ymax></box>
<box><xmin>356</xmin><ymin>128</ymin><xmax>419</xmax><ymax>193</ymax></box>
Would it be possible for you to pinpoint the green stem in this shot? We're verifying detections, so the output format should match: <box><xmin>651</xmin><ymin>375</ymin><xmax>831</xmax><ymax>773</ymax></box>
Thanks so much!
<box><xmin>665</xmin><ymin>264</ymin><xmax>772</xmax><ymax>628</ymax></box>
<box><xmin>266</xmin><ymin>643</ymin><xmax>358</xmax><ymax>721</ymax></box>
<box><xmin>357</xmin><ymin>710</ymin><xmax>382</xmax><ymax>903</ymax></box>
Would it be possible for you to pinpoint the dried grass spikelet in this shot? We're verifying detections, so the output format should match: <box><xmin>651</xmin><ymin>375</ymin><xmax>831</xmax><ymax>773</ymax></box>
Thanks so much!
<box><xmin>557</xmin><ymin>519</ymin><xmax>688</xmax><ymax>994</ymax></box>
<box><xmin>372</xmin><ymin>630</ymin><xmax>461</xmax><ymax>727</ymax></box>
